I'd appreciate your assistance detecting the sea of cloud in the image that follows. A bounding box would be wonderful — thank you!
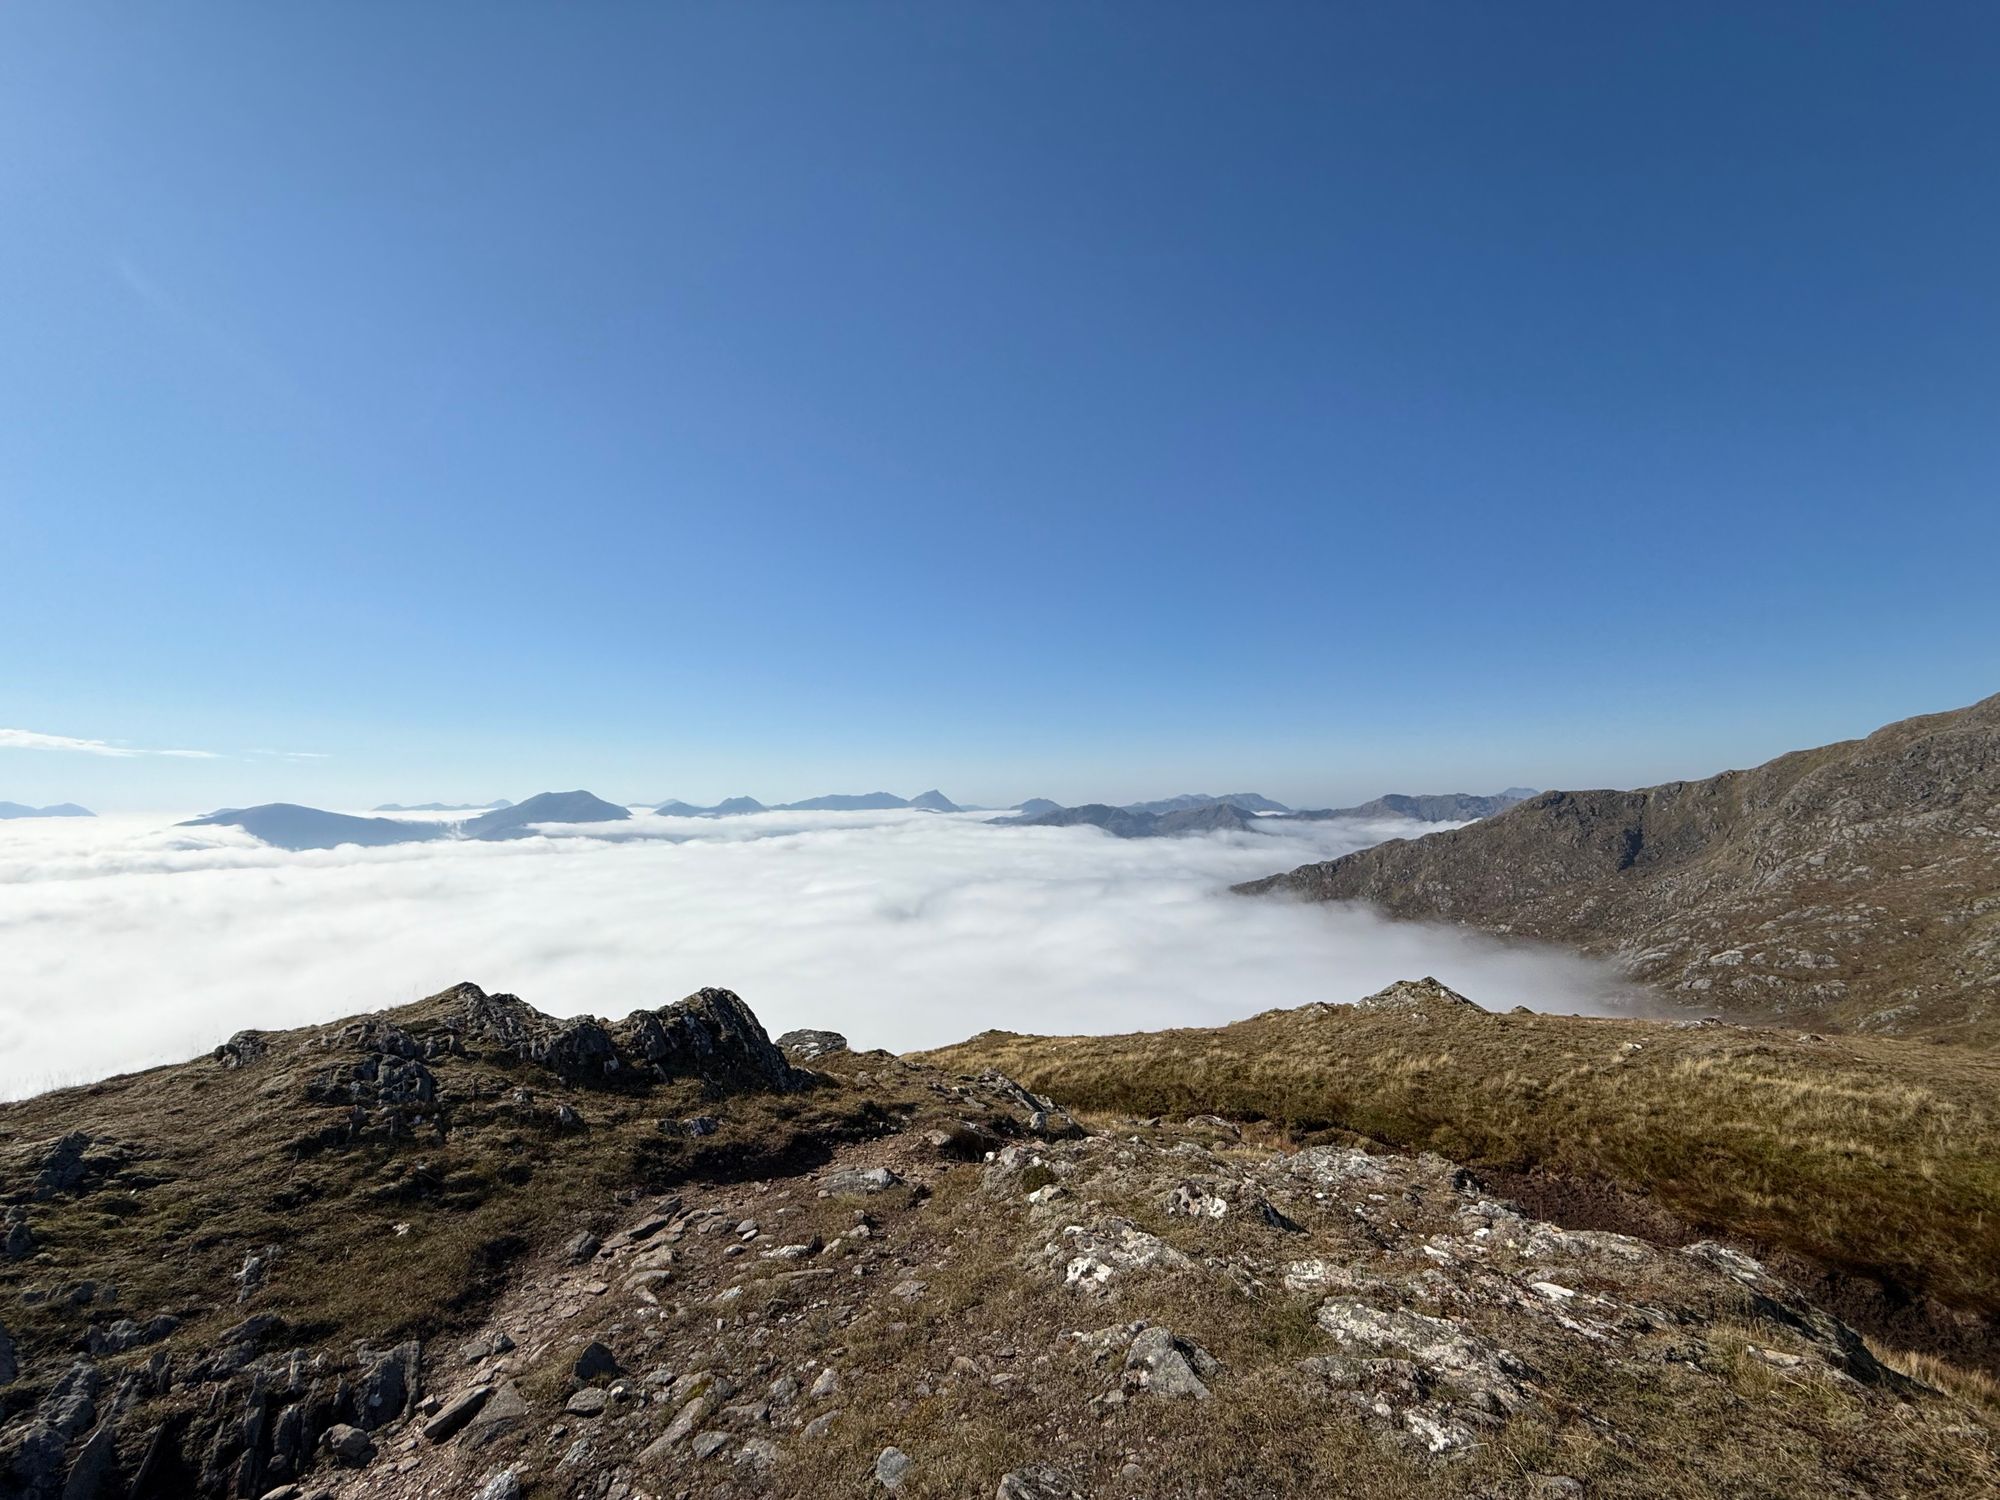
[0,808,1643,1099]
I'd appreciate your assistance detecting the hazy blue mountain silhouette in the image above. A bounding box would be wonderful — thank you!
[374,800,512,812]
[1283,791,1534,822]
[907,790,960,812]
[179,804,444,851]
[0,801,95,819]
[461,791,630,839]
[777,792,910,811]
[1122,792,1291,815]
[652,796,768,817]
[991,803,1158,837]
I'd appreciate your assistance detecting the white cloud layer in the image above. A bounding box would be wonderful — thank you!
[0,809,1644,1099]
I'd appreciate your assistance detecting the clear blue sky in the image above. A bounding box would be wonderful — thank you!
[4,4,1996,812]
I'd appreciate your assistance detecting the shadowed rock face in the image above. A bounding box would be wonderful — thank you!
[450,985,805,1093]
[1240,693,2000,1040]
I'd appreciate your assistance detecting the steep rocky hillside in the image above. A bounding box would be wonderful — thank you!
[1238,695,2000,1041]
[4,984,1997,1498]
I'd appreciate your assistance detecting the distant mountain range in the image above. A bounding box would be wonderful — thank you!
[1238,696,2000,1041]
[373,800,513,813]
[0,801,94,819]
[652,791,964,816]
[990,801,1268,838]
[1287,790,1534,822]
[181,790,630,851]
[992,789,1532,838]
[1121,792,1292,815]
[165,780,1534,851]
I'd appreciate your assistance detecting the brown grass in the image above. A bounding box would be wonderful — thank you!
[915,998,2000,1322]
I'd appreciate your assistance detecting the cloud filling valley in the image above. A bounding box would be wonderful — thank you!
[0,809,1640,1099]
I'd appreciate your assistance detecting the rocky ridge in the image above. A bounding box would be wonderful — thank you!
[1239,694,2000,1040]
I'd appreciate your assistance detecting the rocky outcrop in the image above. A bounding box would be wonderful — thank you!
[0,981,823,1500]
[1240,693,2000,1039]
[775,1028,849,1061]
[447,985,806,1093]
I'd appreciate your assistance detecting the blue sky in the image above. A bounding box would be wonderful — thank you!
[4,4,1997,812]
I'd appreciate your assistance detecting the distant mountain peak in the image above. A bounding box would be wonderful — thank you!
[777,792,910,812]
[0,801,94,819]
[461,791,629,839]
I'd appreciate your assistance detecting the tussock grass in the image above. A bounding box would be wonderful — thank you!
[1871,1340,2000,1416]
[917,1000,2000,1321]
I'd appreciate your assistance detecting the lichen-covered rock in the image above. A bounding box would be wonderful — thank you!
[1051,1219,1193,1292]
[1124,1326,1219,1399]
[874,1445,912,1490]
[775,1028,848,1061]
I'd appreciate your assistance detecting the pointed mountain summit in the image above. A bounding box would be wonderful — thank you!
[907,789,960,812]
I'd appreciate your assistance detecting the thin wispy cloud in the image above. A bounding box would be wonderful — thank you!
[0,727,219,759]
[0,809,1646,1098]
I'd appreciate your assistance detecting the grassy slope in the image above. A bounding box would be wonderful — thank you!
[916,989,2000,1319]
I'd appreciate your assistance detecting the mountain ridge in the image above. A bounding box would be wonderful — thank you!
[1238,695,2000,1041]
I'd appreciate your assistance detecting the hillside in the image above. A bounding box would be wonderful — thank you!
[1239,696,2000,1041]
[3,983,1995,1499]
[0,803,94,819]
[921,980,2000,1351]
